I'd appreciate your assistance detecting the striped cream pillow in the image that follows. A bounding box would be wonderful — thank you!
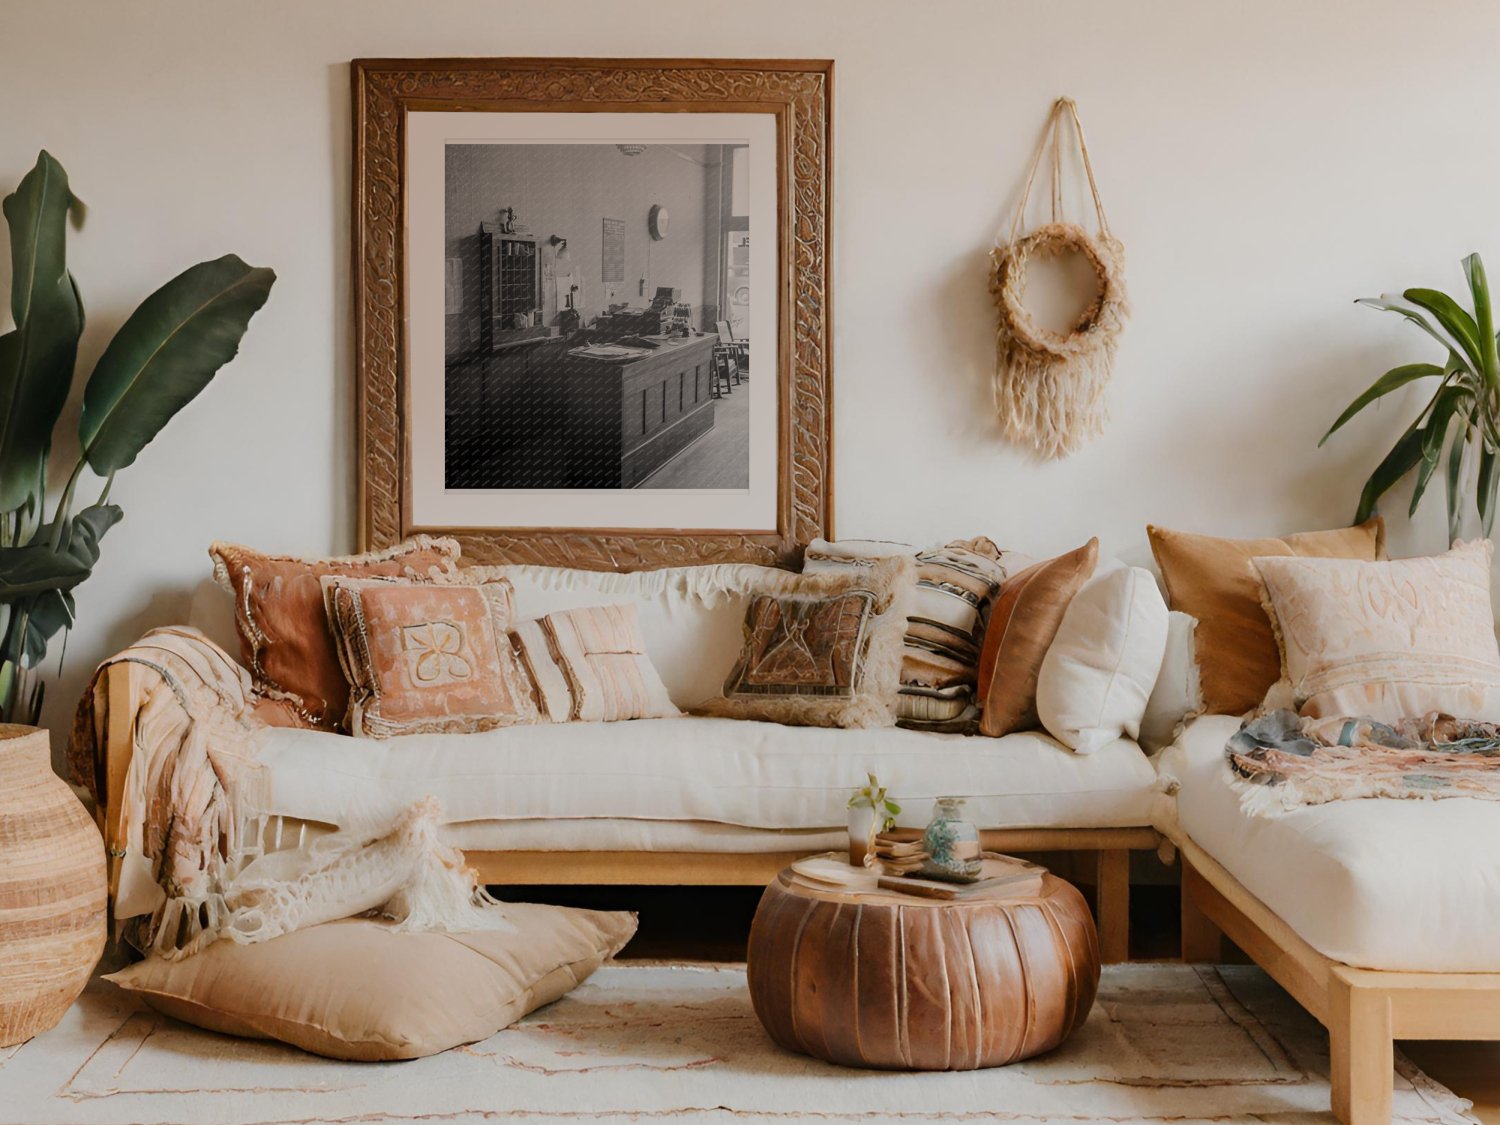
[511,603,680,723]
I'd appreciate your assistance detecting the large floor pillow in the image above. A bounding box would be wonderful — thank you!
[105,903,636,1060]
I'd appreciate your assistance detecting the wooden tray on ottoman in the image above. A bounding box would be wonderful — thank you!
[746,861,1099,1070]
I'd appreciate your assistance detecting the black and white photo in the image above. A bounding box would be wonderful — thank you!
[442,141,753,492]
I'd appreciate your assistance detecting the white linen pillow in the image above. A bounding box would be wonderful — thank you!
[1036,564,1169,754]
[1253,540,1500,722]
[1138,611,1202,751]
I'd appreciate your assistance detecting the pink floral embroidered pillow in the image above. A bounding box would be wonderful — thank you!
[322,576,539,738]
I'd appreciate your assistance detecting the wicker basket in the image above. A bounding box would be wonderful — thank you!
[0,724,106,1046]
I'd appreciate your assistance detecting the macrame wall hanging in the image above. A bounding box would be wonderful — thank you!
[990,97,1129,460]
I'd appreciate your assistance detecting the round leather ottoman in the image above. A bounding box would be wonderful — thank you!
[747,865,1099,1070]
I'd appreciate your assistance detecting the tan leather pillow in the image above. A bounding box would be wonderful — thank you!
[210,537,461,730]
[105,904,637,1061]
[323,575,540,737]
[1147,518,1385,716]
[977,539,1099,737]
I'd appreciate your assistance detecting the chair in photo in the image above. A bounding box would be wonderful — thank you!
[716,319,749,377]
[711,345,738,398]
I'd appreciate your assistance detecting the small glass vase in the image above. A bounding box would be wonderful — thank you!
[921,797,983,882]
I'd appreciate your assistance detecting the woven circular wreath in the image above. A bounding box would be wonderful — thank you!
[991,221,1127,359]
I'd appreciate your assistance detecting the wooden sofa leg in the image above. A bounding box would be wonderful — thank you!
[1179,858,1224,963]
[1094,848,1129,964]
[1328,968,1393,1125]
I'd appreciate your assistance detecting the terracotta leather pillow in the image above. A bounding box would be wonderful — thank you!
[976,539,1099,738]
[1147,518,1385,716]
[105,904,637,1061]
[323,575,540,738]
[210,537,461,730]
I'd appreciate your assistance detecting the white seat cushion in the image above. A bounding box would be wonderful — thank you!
[1158,715,1500,972]
[249,717,1157,834]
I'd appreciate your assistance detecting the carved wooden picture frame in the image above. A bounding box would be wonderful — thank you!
[352,58,833,569]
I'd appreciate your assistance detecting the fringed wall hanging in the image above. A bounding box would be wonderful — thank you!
[990,97,1129,460]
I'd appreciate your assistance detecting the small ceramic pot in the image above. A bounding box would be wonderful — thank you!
[847,805,878,867]
[921,796,983,882]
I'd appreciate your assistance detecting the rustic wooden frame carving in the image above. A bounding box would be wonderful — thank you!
[351,58,833,569]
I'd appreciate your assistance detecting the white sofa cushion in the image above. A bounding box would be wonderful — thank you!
[249,717,1158,834]
[1158,714,1500,972]
[1035,564,1168,754]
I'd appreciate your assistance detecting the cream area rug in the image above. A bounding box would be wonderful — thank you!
[0,963,1474,1124]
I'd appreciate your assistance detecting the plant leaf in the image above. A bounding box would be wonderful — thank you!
[1446,415,1470,544]
[0,151,84,512]
[1320,363,1443,445]
[1355,421,1426,524]
[0,542,91,598]
[1404,287,1483,372]
[1357,295,1473,367]
[79,254,274,474]
[1481,447,1500,536]
[1410,387,1469,517]
[1462,253,1499,389]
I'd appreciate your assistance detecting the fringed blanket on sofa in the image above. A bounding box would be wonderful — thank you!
[1226,708,1500,815]
[69,627,509,960]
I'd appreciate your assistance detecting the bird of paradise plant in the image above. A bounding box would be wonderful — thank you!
[0,151,274,724]
[1323,253,1500,545]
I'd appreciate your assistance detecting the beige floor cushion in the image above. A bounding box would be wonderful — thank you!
[105,903,637,1060]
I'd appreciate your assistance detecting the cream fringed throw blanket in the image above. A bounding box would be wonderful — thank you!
[69,627,510,960]
[1226,708,1500,816]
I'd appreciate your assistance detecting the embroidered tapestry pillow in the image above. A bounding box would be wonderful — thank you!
[976,538,1099,738]
[210,537,461,730]
[1253,539,1500,723]
[509,603,680,723]
[698,555,916,729]
[323,574,539,738]
[1147,518,1385,717]
[803,537,1026,731]
[105,904,637,1061]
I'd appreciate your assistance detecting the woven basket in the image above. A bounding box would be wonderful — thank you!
[0,724,106,1046]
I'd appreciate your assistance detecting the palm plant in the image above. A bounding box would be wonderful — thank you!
[0,151,274,724]
[1323,253,1500,544]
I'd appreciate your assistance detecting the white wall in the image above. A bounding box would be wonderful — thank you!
[1,0,1496,746]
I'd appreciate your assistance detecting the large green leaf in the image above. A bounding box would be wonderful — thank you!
[1404,287,1483,372]
[0,151,84,512]
[0,542,90,598]
[1320,362,1443,446]
[1355,421,1426,524]
[79,254,274,474]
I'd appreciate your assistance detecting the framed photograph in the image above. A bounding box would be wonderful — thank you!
[352,58,833,569]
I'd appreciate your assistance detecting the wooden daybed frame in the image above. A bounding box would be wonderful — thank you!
[98,662,1155,964]
[1178,834,1500,1125]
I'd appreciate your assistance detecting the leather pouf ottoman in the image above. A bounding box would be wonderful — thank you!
[747,865,1099,1070]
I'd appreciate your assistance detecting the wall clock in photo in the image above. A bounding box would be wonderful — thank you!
[648,203,669,240]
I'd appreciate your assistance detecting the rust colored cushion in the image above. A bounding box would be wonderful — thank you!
[1147,518,1385,716]
[323,575,540,738]
[105,904,637,1061]
[210,537,461,730]
[976,539,1099,738]
[698,556,916,729]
